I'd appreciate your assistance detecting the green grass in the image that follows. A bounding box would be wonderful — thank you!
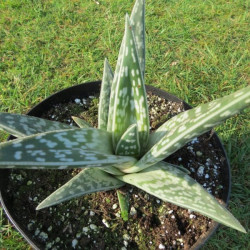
[0,207,32,249]
[0,0,249,248]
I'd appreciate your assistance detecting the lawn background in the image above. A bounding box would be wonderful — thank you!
[0,0,249,249]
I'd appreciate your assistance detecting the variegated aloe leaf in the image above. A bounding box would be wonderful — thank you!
[123,86,250,173]
[72,116,91,128]
[148,85,250,150]
[130,0,145,77]
[98,58,114,130]
[110,14,149,149]
[107,0,145,133]
[0,113,74,137]
[116,124,140,157]
[107,37,125,133]
[6,128,113,153]
[0,148,137,169]
[116,161,246,233]
[36,168,125,210]
[0,128,137,169]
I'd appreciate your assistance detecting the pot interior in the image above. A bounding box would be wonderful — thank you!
[0,81,231,249]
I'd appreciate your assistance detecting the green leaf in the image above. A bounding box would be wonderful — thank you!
[125,86,250,173]
[0,148,137,169]
[117,190,129,221]
[0,128,137,169]
[98,58,114,130]
[2,127,113,153]
[101,166,125,176]
[72,116,91,128]
[148,85,250,150]
[107,0,146,133]
[115,124,140,157]
[172,164,191,175]
[116,161,246,233]
[110,14,149,149]
[0,113,74,137]
[107,38,125,133]
[36,168,124,210]
[130,0,145,77]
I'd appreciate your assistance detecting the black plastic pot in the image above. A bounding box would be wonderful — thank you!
[0,81,231,249]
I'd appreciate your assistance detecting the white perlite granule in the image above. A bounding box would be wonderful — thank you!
[159,243,165,249]
[72,239,78,248]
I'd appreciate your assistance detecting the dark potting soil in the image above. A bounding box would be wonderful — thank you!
[3,92,227,250]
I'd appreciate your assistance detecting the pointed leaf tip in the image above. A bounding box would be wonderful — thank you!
[130,0,146,77]
[130,86,250,173]
[0,113,74,137]
[36,168,124,209]
[117,161,246,233]
[72,116,91,128]
[116,124,141,157]
[99,58,114,131]
[110,11,149,150]
[0,128,137,169]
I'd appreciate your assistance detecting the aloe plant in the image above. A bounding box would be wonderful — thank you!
[0,0,249,234]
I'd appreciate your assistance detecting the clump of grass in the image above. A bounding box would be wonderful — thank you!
[0,207,30,249]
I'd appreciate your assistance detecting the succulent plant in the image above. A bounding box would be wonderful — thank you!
[0,0,248,234]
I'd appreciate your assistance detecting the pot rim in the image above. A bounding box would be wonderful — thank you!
[0,81,231,250]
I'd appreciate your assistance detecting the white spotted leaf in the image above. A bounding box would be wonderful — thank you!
[0,113,74,137]
[108,0,145,133]
[116,161,246,233]
[98,58,114,130]
[130,0,145,77]
[72,116,91,128]
[124,86,250,173]
[115,124,140,157]
[148,85,250,150]
[0,128,137,169]
[110,14,149,150]
[0,148,137,169]
[107,38,125,133]
[36,168,125,210]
